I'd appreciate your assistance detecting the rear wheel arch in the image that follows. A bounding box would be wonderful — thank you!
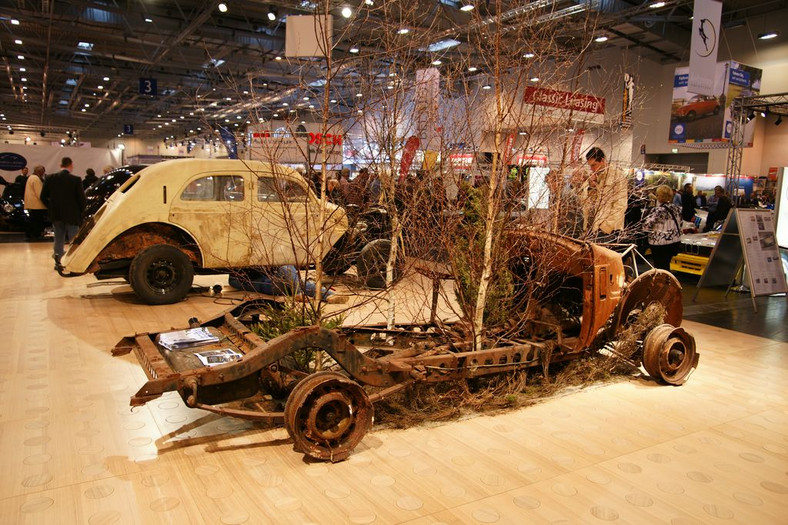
[91,223,203,271]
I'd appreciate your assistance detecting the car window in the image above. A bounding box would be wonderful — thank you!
[257,177,307,203]
[180,175,245,201]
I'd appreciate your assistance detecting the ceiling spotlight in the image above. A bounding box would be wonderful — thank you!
[523,52,535,58]
[746,111,755,122]
[468,66,478,72]
[482,84,492,90]
[349,46,359,53]
[144,17,153,23]
[397,28,409,35]
[341,6,353,18]
[649,1,666,8]
[775,115,783,126]
[267,8,277,21]
[594,35,609,43]
[14,39,22,45]
[218,3,228,13]
[460,3,475,12]
[431,59,442,66]
[529,76,540,82]
[759,110,767,118]
[11,18,19,25]
[757,31,778,40]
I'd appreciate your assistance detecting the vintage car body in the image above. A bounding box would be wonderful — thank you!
[83,164,148,221]
[62,159,348,304]
[114,232,698,462]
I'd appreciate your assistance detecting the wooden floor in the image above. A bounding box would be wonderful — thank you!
[2,240,787,524]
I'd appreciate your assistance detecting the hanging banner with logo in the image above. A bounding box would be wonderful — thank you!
[688,0,722,96]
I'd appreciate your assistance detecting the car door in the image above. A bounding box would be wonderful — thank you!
[250,170,315,267]
[168,172,251,268]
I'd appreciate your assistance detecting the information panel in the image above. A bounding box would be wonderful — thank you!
[696,208,788,311]
[737,209,787,296]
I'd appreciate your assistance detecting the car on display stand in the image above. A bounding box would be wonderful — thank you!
[60,159,397,305]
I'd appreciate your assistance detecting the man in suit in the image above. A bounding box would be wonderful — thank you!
[40,157,86,269]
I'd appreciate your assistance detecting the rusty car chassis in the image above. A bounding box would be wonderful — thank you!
[113,233,699,462]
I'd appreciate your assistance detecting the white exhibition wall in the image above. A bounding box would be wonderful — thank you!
[0,143,122,179]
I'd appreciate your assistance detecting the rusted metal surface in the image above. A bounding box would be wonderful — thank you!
[643,324,699,385]
[284,371,374,462]
[88,223,200,273]
[113,233,698,462]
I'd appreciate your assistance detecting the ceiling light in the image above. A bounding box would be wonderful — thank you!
[17,55,24,60]
[11,19,19,25]
[77,41,94,50]
[365,0,374,5]
[424,39,461,52]
[482,84,491,90]
[19,68,25,72]
[746,111,755,122]
[303,96,310,100]
[460,3,475,12]
[97,85,103,89]
[468,66,478,72]
[267,9,277,21]
[21,77,27,82]
[594,35,608,43]
[523,52,535,58]
[275,56,282,60]
[356,93,363,97]
[341,6,353,18]
[103,76,109,81]
[218,3,228,13]
[14,39,22,45]
[397,28,409,35]
[649,1,666,7]
[759,110,767,118]
[530,76,540,82]
[330,99,337,103]
[349,46,359,53]
[432,59,442,66]
[758,31,778,40]
[144,17,153,23]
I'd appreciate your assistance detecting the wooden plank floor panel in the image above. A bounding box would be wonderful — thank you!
[2,241,787,523]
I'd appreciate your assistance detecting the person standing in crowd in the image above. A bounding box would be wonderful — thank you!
[582,147,627,242]
[672,188,682,206]
[695,190,707,208]
[643,184,682,271]
[82,168,98,189]
[23,165,48,241]
[2,166,28,200]
[40,157,86,270]
[703,185,732,232]
[680,183,696,222]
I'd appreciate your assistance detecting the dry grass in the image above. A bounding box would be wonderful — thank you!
[373,351,632,429]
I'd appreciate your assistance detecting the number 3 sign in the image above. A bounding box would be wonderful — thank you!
[139,78,158,96]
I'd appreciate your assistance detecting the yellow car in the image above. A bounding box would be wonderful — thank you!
[62,159,347,304]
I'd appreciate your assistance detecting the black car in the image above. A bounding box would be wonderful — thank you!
[83,165,147,221]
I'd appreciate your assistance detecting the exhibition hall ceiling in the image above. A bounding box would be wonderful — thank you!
[1,0,786,143]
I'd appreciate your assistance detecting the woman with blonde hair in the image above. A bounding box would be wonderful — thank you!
[642,184,683,271]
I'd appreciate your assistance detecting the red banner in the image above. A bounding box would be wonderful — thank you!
[399,136,421,182]
[524,86,605,115]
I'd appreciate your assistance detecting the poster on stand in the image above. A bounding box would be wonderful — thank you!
[669,61,762,145]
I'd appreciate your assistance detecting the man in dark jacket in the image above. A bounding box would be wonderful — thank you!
[40,157,86,269]
[680,183,696,222]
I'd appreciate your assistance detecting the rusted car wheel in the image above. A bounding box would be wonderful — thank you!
[642,324,698,385]
[129,244,194,305]
[284,371,373,462]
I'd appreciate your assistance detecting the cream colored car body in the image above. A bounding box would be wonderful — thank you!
[63,158,347,274]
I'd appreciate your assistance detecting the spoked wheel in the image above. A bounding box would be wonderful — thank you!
[642,324,699,385]
[284,371,373,462]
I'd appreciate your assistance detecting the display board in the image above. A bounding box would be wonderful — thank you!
[695,208,788,311]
